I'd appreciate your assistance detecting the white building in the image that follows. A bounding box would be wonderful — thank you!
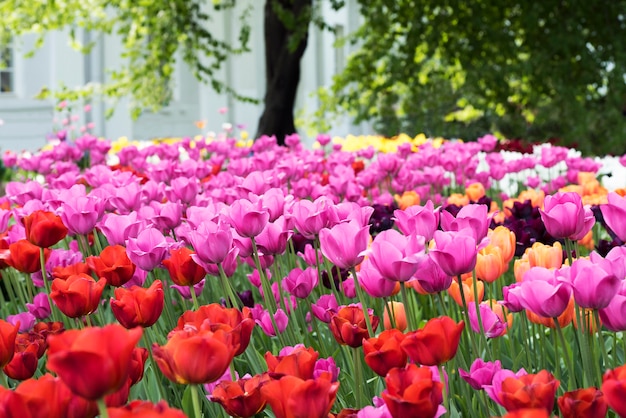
[0,0,366,152]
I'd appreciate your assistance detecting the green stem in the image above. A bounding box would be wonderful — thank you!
[97,398,109,418]
[39,247,59,322]
[191,384,203,418]
[351,268,375,338]
[353,347,364,408]
[554,318,576,391]
[456,275,479,357]
[399,283,415,331]
[190,285,200,310]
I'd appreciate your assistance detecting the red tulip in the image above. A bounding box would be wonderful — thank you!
[128,347,149,386]
[0,387,33,418]
[260,372,339,418]
[210,374,270,418]
[107,400,187,418]
[46,324,143,400]
[499,370,559,412]
[602,364,626,417]
[50,274,106,318]
[3,341,40,381]
[152,328,236,385]
[363,329,407,377]
[111,280,164,328]
[7,239,49,274]
[173,303,254,356]
[329,305,379,348]
[52,262,90,281]
[87,244,136,287]
[0,319,19,368]
[162,247,206,287]
[382,364,444,418]
[22,210,68,248]
[558,387,607,418]
[400,316,464,366]
[265,345,319,380]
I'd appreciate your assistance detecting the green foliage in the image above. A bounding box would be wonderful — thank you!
[319,0,626,155]
[0,0,254,118]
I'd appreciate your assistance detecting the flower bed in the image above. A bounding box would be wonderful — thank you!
[0,133,626,417]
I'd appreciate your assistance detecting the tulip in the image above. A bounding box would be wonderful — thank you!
[319,220,370,270]
[430,230,477,277]
[7,239,50,274]
[363,329,407,377]
[448,275,484,307]
[393,200,438,241]
[125,227,169,271]
[47,324,142,400]
[87,244,136,287]
[161,247,206,287]
[252,306,288,337]
[498,370,560,412]
[600,191,626,242]
[412,253,453,294]
[187,219,233,265]
[383,301,407,331]
[475,245,507,283]
[61,196,105,235]
[0,320,19,369]
[210,374,270,418]
[260,373,339,418]
[567,257,621,310]
[153,328,236,385]
[265,345,318,380]
[602,365,626,417]
[111,280,164,328]
[382,364,444,418]
[329,305,379,348]
[441,203,490,242]
[557,387,607,418]
[50,274,106,318]
[52,261,91,281]
[107,400,187,418]
[255,216,292,256]
[228,199,269,238]
[459,358,502,390]
[173,303,254,356]
[400,316,464,366]
[98,212,138,246]
[508,267,572,319]
[4,342,40,381]
[539,191,595,240]
[357,259,399,298]
[527,242,563,269]
[311,294,339,323]
[22,210,68,248]
[283,267,318,299]
[489,226,516,264]
[468,302,508,338]
[367,229,422,282]
[26,293,51,320]
[289,197,338,239]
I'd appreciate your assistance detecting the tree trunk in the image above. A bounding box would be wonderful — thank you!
[256,0,312,146]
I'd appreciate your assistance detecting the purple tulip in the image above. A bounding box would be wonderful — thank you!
[26,292,51,320]
[188,219,233,265]
[255,216,292,256]
[126,227,169,271]
[367,229,423,282]
[459,358,502,390]
[441,203,490,242]
[412,252,453,294]
[468,303,507,338]
[252,305,288,337]
[311,294,339,323]
[61,195,106,235]
[228,199,269,238]
[7,311,36,332]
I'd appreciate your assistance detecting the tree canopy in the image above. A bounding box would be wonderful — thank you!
[318,1,626,155]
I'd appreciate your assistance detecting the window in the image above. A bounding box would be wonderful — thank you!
[0,46,14,94]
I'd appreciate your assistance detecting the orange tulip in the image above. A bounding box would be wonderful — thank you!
[260,372,339,418]
[152,328,236,385]
[448,276,484,307]
[526,297,575,329]
[22,210,68,248]
[46,324,143,400]
[50,273,107,319]
[489,226,516,264]
[87,244,136,287]
[502,408,552,418]
[447,193,469,206]
[466,182,486,202]
[111,280,164,329]
[363,329,407,377]
[527,242,563,269]
[395,191,420,210]
[514,258,531,283]
[383,301,407,331]
[401,316,464,366]
[476,245,507,283]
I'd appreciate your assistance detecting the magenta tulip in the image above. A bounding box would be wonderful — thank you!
[567,257,621,309]
[430,230,477,277]
[283,267,318,299]
[228,199,269,238]
[393,200,438,242]
[125,227,169,271]
[440,203,490,242]
[319,220,370,270]
[459,358,502,390]
[367,229,422,282]
[600,192,626,242]
[539,191,595,240]
[507,266,572,318]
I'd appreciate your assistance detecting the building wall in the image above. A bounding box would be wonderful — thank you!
[0,1,365,152]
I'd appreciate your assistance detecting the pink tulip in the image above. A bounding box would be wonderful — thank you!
[283,267,318,299]
[228,199,269,238]
[599,281,626,331]
[567,257,621,309]
[600,192,626,242]
[289,197,338,239]
[393,200,439,242]
[311,294,339,323]
[459,358,502,390]
[468,303,507,338]
[412,253,453,294]
[98,212,140,246]
[149,200,184,231]
[440,204,490,242]
[357,258,398,298]
[61,195,106,235]
[125,227,169,271]
[252,305,288,337]
[259,188,290,222]
[26,292,51,320]
[539,191,595,240]
[167,177,199,205]
[187,219,233,265]
[319,220,370,270]
[367,229,423,282]
[508,266,572,318]
[430,230,477,277]
[255,216,292,256]
[109,181,142,214]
